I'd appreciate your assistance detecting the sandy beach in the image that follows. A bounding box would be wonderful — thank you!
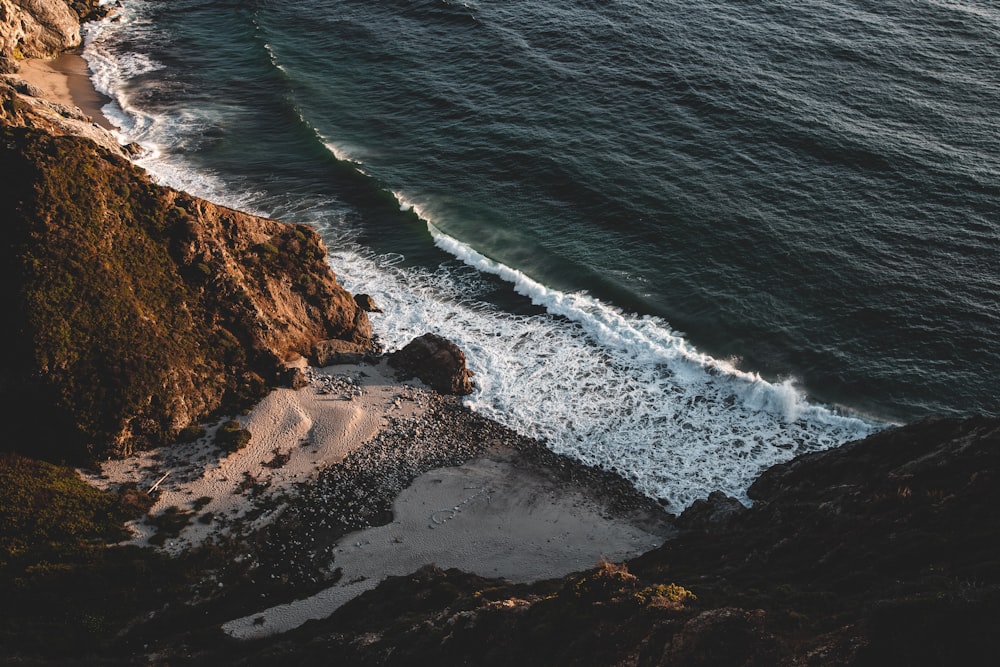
[85,359,673,639]
[12,21,673,641]
[16,52,114,129]
[9,41,672,641]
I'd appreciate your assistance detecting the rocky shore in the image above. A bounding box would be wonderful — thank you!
[1,2,998,666]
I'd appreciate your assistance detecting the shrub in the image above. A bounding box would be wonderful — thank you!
[216,420,251,453]
[256,242,279,257]
[116,483,154,518]
[146,506,192,546]
[0,453,131,566]
[571,559,638,603]
[177,424,206,443]
[635,582,698,609]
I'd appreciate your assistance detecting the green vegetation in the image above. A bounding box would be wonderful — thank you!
[216,420,252,453]
[0,452,161,655]
[635,582,697,609]
[0,126,364,461]
[0,452,134,567]
[256,241,280,256]
[177,424,207,443]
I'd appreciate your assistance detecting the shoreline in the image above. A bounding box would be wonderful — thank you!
[16,51,115,130]
[4,17,675,641]
[85,360,673,639]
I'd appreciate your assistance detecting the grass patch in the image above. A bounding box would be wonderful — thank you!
[217,420,252,453]
[0,452,131,568]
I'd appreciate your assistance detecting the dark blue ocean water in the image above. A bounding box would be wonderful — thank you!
[84,0,999,509]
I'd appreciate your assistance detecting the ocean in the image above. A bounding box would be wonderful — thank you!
[82,0,999,511]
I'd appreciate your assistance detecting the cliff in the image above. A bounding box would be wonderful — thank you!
[1,67,126,155]
[0,124,372,460]
[0,0,377,461]
[1,2,997,665]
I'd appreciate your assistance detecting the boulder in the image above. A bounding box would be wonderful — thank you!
[674,491,746,533]
[354,293,382,313]
[279,365,309,390]
[0,0,83,62]
[387,333,475,395]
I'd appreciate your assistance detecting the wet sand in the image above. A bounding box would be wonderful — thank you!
[17,52,114,129]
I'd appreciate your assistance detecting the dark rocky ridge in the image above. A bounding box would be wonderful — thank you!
[227,417,1000,666]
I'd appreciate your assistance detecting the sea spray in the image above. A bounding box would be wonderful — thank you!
[81,0,892,512]
[325,231,875,512]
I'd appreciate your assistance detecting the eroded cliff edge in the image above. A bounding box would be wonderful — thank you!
[0,124,374,460]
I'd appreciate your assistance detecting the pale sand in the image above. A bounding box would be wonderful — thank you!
[86,359,669,640]
[85,360,428,555]
[223,453,666,640]
[17,53,114,129]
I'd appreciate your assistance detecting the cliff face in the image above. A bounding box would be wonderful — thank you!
[1,72,126,155]
[0,0,103,72]
[0,125,372,459]
[0,0,122,154]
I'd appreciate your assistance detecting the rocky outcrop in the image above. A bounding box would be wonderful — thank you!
[0,125,372,459]
[0,0,102,72]
[387,332,475,395]
[0,0,122,154]
[227,417,1000,666]
[354,293,382,313]
[311,338,370,366]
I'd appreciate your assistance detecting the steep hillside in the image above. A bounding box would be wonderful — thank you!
[0,125,372,460]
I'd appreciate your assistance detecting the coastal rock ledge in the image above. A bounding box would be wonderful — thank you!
[0,0,95,70]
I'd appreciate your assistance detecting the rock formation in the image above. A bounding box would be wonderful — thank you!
[354,293,382,313]
[0,0,88,70]
[388,332,475,395]
[0,125,372,459]
[312,338,371,366]
[0,74,126,155]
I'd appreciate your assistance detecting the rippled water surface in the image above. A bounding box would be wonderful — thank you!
[83,0,1000,509]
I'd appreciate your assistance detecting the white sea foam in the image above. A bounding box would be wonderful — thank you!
[79,3,876,512]
[327,223,875,512]
[83,8,270,211]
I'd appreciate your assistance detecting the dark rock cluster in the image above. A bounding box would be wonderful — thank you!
[387,332,475,395]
